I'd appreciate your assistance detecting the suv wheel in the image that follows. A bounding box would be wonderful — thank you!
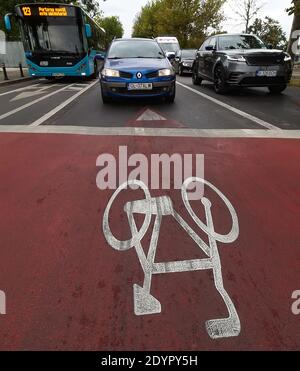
[192,65,202,85]
[268,85,287,94]
[214,65,228,94]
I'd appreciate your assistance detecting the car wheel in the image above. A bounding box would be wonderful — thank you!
[192,65,202,85]
[92,62,98,79]
[268,85,287,94]
[214,65,228,94]
[179,65,184,76]
[166,83,176,103]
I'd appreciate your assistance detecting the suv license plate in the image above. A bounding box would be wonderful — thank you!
[256,71,277,77]
[128,83,153,90]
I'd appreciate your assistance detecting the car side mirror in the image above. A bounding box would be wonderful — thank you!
[85,24,92,38]
[95,54,105,61]
[4,14,12,32]
[205,45,215,51]
[166,52,176,60]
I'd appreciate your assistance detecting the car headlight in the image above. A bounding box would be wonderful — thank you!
[158,68,174,76]
[284,54,292,62]
[226,55,246,62]
[102,68,120,77]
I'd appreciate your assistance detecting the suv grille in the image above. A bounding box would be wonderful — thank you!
[245,54,284,66]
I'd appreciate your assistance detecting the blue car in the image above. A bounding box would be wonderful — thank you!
[99,38,176,103]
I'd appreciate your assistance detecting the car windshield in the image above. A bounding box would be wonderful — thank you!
[108,40,165,59]
[181,49,196,58]
[218,35,266,50]
[159,43,180,53]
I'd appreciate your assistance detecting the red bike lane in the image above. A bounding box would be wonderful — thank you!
[0,129,299,350]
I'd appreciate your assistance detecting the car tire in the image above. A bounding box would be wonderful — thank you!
[92,62,98,79]
[179,65,184,76]
[192,65,202,85]
[214,65,229,94]
[166,83,176,103]
[268,85,287,94]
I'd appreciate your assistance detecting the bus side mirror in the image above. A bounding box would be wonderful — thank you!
[85,24,92,38]
[4,14,12,32]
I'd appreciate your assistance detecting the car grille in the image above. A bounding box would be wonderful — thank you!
[119,71,133,78]
[240,76,286,86]
[109,86,166,95]
[146,71,158,78]
[245,55,284,66]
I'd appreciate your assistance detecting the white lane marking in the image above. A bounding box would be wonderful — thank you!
[0,84,74,122]
[0,83,42,97]
[0,126,299,139]
[102,179,241,339]
[29,80,98,127]
[10,85,54,101]
[0,290,6,315]
[137,109,167,121]
[176,81,282,131]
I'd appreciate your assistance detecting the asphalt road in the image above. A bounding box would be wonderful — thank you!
[0,75,299,130]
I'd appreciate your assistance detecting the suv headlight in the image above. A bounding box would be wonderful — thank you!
[226,55,246,62]
[284,54,292,62]
[102,68,120,77]
[158,68,174,76]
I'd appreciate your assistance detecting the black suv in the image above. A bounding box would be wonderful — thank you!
[192,33,293,94]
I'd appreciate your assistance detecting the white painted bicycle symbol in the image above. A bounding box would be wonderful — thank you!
[103,177,241,339]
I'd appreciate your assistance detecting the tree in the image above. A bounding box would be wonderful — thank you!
[132,0,226,49]
[231,0,264,33]
[96,16,124,49]
[287,0,300,60]
[248,17,287,50]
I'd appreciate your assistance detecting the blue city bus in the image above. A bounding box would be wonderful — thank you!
[4,3,106,78]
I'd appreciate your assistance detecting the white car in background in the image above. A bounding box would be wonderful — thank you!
[155,36,180,57]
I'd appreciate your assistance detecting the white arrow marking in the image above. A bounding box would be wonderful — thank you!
[136,109,167,121]
[10,85,53,102]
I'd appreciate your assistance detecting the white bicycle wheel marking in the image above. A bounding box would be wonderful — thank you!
[102,178,241,339]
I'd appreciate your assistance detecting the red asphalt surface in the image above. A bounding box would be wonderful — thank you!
[0,131,299,350]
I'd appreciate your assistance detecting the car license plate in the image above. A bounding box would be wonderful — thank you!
[128,83,153,91]
[52,73,65,77]
[256,70,277,77]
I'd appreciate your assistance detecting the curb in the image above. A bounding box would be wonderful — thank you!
[0,76,36,86]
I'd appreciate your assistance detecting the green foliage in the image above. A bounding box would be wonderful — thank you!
[95,16,124,49]
[132,0,226,48]
[248,17,287,50]
[286,0,300,16]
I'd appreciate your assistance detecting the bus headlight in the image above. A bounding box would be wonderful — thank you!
[158,68,174,76]
[102,68,120,77]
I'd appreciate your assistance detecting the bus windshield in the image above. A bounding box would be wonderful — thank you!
[159,43,180,53]
[22,17,85,55]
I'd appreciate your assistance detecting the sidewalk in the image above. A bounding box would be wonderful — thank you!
[0,67,31,84]
[290,63,300,87]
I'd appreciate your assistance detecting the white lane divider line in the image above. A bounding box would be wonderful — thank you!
[0,83,75,122]
[29,80,98,127]
[176,81,282,131]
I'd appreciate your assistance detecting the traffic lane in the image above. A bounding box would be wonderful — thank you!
[0,132,299,350]
[177,76,300,130]
[0,78,40,95]
[44,81,264,130]
[0,80,96,126]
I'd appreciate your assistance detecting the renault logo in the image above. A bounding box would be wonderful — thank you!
[136,72,142,79]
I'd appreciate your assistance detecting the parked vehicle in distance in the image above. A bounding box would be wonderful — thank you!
[155,37,180,58]
[192,33,293,94]
[99,38,176,103]
[4,3,106,78]
[172,49,197,75]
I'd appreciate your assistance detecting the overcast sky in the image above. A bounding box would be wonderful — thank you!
[100,0,293,38]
